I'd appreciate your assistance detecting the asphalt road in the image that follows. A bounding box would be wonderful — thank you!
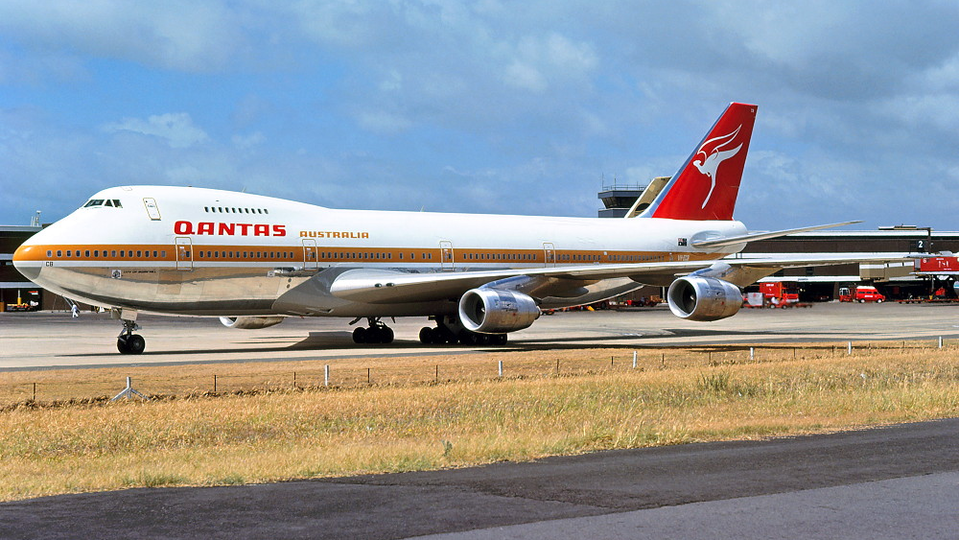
[2,419,958,539]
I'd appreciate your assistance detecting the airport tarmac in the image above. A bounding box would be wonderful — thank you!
[2,301,959,370]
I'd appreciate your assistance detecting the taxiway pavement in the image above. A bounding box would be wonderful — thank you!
[3,301,959,370]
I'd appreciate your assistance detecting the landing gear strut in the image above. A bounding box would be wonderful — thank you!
[351,317,395,344]
[117,319,146,355]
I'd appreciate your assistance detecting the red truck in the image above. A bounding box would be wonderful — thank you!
[839,286,886,303]
[759,282,800,307]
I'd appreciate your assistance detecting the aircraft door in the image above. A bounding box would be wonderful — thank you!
[543,242,556,267]
[175,237,193,270]
[143,198,162,220]
[440,241,454,271]
[302,239,318,269]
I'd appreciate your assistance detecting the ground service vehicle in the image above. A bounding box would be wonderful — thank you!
[759,282,800,306]
[839,286,886,303]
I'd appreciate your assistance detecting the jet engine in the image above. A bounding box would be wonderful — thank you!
[219,316,286,329]
[458,289,540,334]
[666,276,742,322]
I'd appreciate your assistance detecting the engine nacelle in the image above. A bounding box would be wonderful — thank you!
[666,276,742,322]
[458,289,541,334]
[219,316,285,329]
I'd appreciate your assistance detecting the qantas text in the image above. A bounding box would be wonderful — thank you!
[174,221,287,237]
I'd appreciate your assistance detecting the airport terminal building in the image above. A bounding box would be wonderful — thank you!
[0,225,43,311]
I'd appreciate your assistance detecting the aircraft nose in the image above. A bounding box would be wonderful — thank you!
[13,242,42,281]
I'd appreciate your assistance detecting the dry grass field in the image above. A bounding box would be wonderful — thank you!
[2,342,958,502]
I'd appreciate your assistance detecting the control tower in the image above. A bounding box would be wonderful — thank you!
[597,176,670,218]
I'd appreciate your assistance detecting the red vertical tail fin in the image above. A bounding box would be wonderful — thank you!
[643,102,757,221]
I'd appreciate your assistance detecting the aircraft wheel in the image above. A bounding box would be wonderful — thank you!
[353,327,368,344]
[492,334,508,345]
[377,326,394,344]
[117,334,146,355]
[419,327,434,345]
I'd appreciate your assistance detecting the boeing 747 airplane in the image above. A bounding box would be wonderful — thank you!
[13,103,892,354]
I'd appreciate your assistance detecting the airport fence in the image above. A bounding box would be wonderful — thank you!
[0,338,952,407]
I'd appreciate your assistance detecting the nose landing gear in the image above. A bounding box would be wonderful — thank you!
[117,318,146,355]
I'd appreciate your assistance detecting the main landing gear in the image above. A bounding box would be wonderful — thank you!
[351,317,395,344]
[117,319,146,355]
[419,315,508,346]
[346,315,508,346]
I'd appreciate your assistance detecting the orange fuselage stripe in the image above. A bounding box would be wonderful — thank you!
[16,243,718,265]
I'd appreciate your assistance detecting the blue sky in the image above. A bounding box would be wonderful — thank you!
[2,1,959,231]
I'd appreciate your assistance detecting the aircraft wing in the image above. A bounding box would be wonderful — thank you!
[329,253,913,304]
[690,221,862,248]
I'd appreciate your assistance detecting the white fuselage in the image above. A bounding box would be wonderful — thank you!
[14,186,747,318]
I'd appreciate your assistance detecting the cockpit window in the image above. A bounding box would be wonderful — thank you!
[83,198,122,208]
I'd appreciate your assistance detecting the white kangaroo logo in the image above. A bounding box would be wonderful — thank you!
[692,125,742,209]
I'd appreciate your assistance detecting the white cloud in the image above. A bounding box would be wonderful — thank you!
[102,113,210,148]
[232,131,266,149]
[355,110,413,135]
[0,0,245,72]
[5,1,959,231]
[504,61,547,92]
